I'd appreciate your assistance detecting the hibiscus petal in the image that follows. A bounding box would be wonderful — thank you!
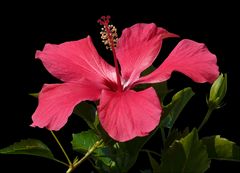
[116,23,178,87]
[31,81,101,130]
[138,39,219,84]
[36,36,116,85]
[98,87,161,142]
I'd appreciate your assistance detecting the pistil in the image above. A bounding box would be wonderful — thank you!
[98,16,122,91]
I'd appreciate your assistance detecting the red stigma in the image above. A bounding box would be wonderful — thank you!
[97,16,111,26]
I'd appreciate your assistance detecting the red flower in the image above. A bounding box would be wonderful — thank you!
[31,21,219,142]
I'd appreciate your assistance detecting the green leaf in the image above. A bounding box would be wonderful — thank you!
[29,93,39,98]
[160,128,210,173]
[72,130,116,169]
[72,130,100,153]
[140,169,152,173]
[164,128,189,149]
[135,82,169,101]
[147,152,161,173]
[71,130,155,172]
[73,102,98,130]
[137,65,170,100]
[0,139,64,164]
[141,65,156,76]
[202,135,240,161]
[153,82,169,101]
[115,133,155,172]
[71,129,151,172]
[160,87,195,128]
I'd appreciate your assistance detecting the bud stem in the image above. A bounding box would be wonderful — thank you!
[198,107,214,131]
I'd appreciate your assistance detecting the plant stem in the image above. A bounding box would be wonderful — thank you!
[141,149,161,157]
[66,139,103,173]
[52,158,70,167]
[198,107,214,131]
[160,127,166,147]
[50,131,72,166]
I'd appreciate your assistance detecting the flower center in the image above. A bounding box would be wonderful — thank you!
[98,16,122,92]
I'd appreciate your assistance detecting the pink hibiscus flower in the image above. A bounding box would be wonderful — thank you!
[31,16,219,142]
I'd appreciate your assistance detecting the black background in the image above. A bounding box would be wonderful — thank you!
[1,3,239,173]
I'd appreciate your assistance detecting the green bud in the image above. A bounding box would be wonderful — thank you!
[208,73,227,109]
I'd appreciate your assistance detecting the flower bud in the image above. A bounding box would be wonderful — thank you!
[208,73,227,109]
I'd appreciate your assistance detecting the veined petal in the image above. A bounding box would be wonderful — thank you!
[31,81,101,130]
[116,23,178,87]
[36,36,116,84]
[98,87,161,142]
[138,39,219,84]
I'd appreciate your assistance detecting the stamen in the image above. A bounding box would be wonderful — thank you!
[98,20,118,51]
[98,16,122,91]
